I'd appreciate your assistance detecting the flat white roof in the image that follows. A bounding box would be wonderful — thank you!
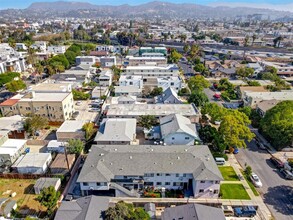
[20,92,71,102]
[57,120,85,133]
[13,153,51,168]
[0,139,26,156]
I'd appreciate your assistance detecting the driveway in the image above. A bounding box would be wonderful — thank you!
[74,100,100,122]
[203,88,223,107]
[235,140,293,220]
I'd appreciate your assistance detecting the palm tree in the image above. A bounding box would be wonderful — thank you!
[252,34,257,46]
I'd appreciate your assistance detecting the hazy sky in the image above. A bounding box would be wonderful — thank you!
[0,0,292,9]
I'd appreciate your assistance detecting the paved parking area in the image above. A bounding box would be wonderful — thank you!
[74,100,100,122]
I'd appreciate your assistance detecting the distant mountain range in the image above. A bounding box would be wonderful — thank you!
[0,1,293,20]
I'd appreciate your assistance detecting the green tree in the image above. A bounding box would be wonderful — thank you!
[5,80,26,92]
[24,115,48,137]
[82,122,96,141]
[105,201,150,220]
[169,49,182,63]
[236,67,254,79]
[219,110,255,148]
[138,115,157,129]
[0,72,20,86]
[247,80,261,86]
[67,139,84,155]
[194,63,207,73]
[260,101,293,150]
[49,54,69,69]
[188,75,210,92]
[199,125,226,153]
[150,87,163,97]
[64,50,77,65]
[36,186,60,215]
[244,165,252,176]
[238,106,252,118]
[201,103,226,122]
[183,44,190,53]
[188,90,209,108]
[72,89,90,100]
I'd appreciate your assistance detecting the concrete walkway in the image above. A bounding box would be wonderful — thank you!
[228,154,273,220]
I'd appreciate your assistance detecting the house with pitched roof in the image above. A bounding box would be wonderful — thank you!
[94,118,137,145]
[77,145,223,198]
[160,114,200,145]
[155,87,182,104]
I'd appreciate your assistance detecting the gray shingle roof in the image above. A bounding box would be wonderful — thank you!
[55,196,110,220]
[160,114,199,140]
[77,145,223,183]
[162,203,226,220]
[156,87,182,104]
[94,118,136,142]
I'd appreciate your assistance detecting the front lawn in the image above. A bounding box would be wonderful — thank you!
[219,166,239,181]
[220,183,250,200]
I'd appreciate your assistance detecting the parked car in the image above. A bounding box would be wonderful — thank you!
[234,206,257,217]
[89,108,100,112]
[250,173,262,187]
[256,140,266,150]
[233,147,239,154]
[280,169,293,180]
[215,157,226,165]
[72,111,79,119]
[222,205,234,216]
[270,156,284,169]
[76,101,82,106]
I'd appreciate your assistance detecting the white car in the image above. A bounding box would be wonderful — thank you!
[250,173,262,187]
[76,101,82,106]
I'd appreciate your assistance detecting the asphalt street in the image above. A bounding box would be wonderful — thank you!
[235,140,293,220]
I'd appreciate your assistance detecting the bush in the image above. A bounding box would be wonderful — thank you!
[72,89,90,100]
[0,72,20,86]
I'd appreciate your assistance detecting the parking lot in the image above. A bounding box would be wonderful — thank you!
[74,100,100,122]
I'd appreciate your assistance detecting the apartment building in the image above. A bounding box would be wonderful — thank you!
[119,75,143,89]
[77,145,223,198]
[47,46,66,54]
[157,76,182,92]
[0,91,74,122]
[98,70,112,87]
[0,56,27,74]
[139,47,167,56]
[125,56,167,66]
[76,56,96,66]
[122,64,180,87]
[105,103,200,122]
[96,45,128,54]
[100,56,116,68]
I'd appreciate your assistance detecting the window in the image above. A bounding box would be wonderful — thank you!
[214,189,219,194]
[215,181,220,184]
[183,174,186,177]
[171,82,174,86]
[96,182,101,186]
[185,137,190,140]
[83,182,89,186]
[199,189,204,193]
[157,173,162,176]
[165,173,171,176]
[176,174,179,177]
[156,182,162,186]
[165,182,170,185]
[172,137,175,140]
[200,180,205,183]
[25,107,31,110]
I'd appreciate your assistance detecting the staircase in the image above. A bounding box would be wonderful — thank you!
[109,182,140,198]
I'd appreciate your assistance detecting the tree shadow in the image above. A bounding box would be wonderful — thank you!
[24,184,35,194]
[263,185,293,216]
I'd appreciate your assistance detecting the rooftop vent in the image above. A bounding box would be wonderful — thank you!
[114,148,117,151]
[129,156,132,159]
[177,156,180,160]
[99,153,104,156]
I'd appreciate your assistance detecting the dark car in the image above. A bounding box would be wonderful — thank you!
[233,147,239,154]
[280,169,293,180]
[234,206,256,217]
[270,157,284,169]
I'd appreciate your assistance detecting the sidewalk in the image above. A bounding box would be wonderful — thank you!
[229,154,273,220]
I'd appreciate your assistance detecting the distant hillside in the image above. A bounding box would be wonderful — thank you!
[0,1,292,20]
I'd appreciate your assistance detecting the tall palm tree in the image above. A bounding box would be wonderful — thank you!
[252,34,257,46]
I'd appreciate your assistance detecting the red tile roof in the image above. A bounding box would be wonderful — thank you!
[0,99,19,106]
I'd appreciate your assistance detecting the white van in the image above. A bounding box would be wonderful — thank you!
[215,157,225,165]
